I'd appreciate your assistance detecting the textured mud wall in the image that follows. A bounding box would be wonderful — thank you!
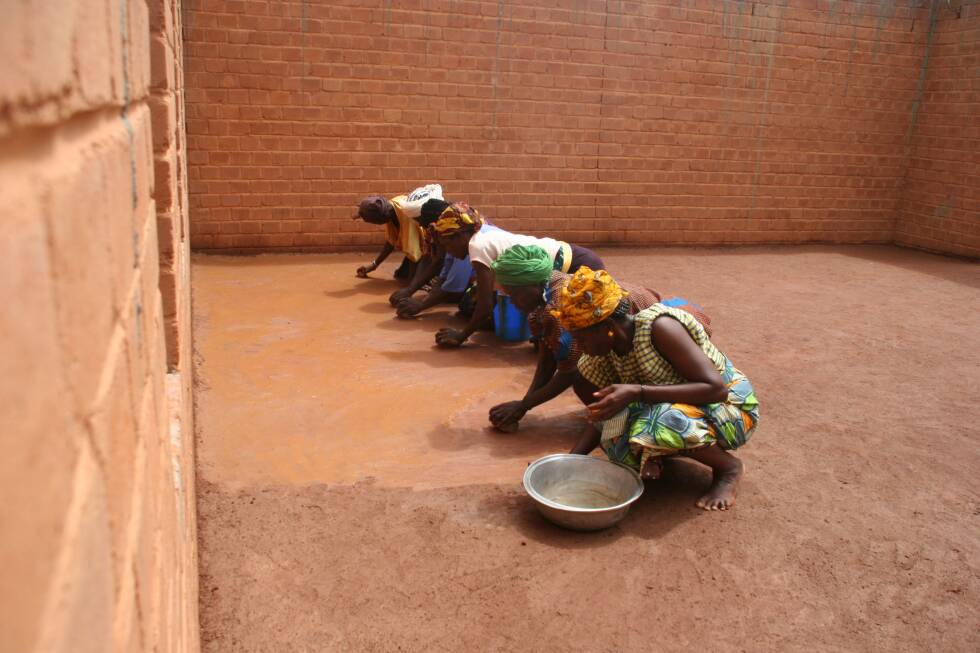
[152,0,195,369]
[182,0,967,252]
[0,1,199,652]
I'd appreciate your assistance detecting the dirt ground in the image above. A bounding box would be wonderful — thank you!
[193,245,980,652]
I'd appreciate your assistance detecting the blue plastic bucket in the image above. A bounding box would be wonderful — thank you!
[494,293,531,342]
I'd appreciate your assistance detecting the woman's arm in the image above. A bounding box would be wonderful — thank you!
[587,317,727,420]
[522,367,574,411]
[397,281,465,318]
[459,263,495,339]
[489,346,567,427]
[526,344,557,396]
[644,317,727,404]
[435,263,494,347]
[356,242,395,277]
[391,251,443,305]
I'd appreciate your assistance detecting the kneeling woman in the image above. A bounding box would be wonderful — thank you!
[487,245,712,432]
[419,199,604,348]
[554,268,759,511]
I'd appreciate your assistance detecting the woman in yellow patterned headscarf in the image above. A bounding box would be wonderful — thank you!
[429,202,485,236]
[552,267,630,331]
[556,267,760,512]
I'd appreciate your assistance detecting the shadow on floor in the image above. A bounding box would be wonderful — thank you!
[426,410,580,457]
[371,310,459,332]
[838,246,980,289]
[355,301,398,315]
[322,278,399,299]
[376,329,537,368]
[599,243,980,289]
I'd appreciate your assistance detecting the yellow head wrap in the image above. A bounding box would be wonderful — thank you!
[431,202,484,235]
[552,267,628,330]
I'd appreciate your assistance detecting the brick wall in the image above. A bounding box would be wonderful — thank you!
[895,1,980,257]
[0,2,199,653]
[152,0,195,370]
[183,0,954,252]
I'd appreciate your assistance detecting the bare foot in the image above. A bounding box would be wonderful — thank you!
[640,456,663,480]
[696,456,743,511]
[682,445,745,511]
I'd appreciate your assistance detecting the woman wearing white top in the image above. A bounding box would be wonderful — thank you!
[419,199,604,348]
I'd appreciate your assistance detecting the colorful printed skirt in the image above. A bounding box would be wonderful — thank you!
[598,358,759,471]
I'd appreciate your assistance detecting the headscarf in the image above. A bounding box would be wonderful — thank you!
[419,198,452,229]
[552,267,628,330]
[357,195,387,222]
[430,202,484,235]
[491,245,553,287]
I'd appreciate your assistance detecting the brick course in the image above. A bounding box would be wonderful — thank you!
[182,0,976,255]
[152,0,195,370]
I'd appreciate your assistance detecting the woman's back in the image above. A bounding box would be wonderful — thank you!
[578,304,727,388]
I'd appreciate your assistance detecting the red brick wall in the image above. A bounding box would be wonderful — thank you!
[895,2,980,258]
[184,0,948,252]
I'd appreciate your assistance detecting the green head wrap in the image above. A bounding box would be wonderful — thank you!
[491,244,553,287]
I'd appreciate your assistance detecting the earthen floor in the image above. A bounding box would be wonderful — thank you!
[193,246,980,652]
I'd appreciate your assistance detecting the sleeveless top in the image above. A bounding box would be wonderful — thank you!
[581,304,759,453]
[385,184,442,262]
[577,304,727,389]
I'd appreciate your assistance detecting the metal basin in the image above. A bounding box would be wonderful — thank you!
[523,454,644,531]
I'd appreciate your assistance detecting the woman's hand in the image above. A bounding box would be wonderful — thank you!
[396,298,424,319]
[489,400,528,428]
[389,287,413,306]
[435,328,467,348]
[356,262,377,278]
[586,384,640,422]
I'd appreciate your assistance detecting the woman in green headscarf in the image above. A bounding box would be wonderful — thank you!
[487,245,711,432]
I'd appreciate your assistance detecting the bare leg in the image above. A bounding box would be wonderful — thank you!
[682,445,743,511]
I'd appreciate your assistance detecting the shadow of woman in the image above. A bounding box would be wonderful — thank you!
[425,410,580,456]
[372,310,459,332]
[322,278,396,299]
[427,408,582,450]
[625,458,715,540]
[378,337,537,368]
[357,301,398,315]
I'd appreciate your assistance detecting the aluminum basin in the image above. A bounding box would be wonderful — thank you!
[523,454,644,531]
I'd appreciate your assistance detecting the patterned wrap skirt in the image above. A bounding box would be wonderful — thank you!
[598,356,759,471]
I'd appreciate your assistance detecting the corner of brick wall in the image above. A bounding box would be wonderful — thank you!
[894,2,980,259]
[0,1,199,651]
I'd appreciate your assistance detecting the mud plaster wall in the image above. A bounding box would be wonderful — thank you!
[182,0,976,255]
[0,2,199,653]
[895,1,980,257]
